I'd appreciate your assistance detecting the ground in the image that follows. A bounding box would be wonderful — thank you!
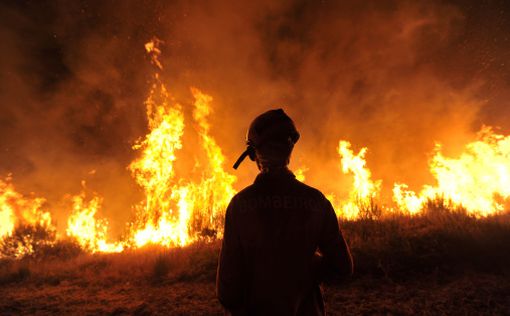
[1,211,510,315]
[1,267,508,315]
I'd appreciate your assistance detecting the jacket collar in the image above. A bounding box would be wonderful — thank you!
[254,167,295,185]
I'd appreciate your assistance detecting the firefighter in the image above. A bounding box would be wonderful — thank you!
[217,109,353,316]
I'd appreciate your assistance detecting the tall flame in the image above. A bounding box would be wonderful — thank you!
[127,40,188,246]
[127,39,236,248]
[188,87,236,238]
[335,141,381,219]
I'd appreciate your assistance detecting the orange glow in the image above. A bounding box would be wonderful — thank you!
[1,38,510,258]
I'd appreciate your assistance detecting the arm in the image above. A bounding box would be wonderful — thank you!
[216,197,245,312]
[316,198,353,281]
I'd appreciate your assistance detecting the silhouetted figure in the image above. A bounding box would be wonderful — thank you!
[217,109,353,316]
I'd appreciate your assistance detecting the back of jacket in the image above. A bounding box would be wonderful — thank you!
[217,170,352,316]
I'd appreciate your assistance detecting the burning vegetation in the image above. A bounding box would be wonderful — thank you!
[0,38,509,260]
[332,126,510,219]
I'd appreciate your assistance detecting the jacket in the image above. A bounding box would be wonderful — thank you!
[217,169,353,315]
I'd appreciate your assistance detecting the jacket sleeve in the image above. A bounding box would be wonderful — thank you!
[216,197,245,311]
[317,197,353,280]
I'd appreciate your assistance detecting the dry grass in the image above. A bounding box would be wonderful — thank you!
[0,203,509,315]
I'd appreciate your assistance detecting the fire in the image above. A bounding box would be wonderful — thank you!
[2,37,510,258]
[188,87,236,237]
[0,176,54,258]
[334,141,381,219]
[127,39,236,248]
[334,127,510,218]
[127,75,187,247]
[294,167,308,182]
[66,183,123,253]
[0,176,52,239]
[1,38,237,257]
[392,184,424,215]
[144,37,163,70]
[393,127,510,217]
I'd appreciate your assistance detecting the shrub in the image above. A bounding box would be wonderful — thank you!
[0,224,57,259]
[151,252,172,283]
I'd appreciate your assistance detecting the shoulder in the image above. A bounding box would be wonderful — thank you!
[230,183,258,202]
[292,179,329,202]
[225,184,258,213]
[291,181,336,216]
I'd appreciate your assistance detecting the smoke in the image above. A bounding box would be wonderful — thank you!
[1,0,509,236]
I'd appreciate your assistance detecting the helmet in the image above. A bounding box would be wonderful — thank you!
[246,109,300,148]
[233,109,299,169]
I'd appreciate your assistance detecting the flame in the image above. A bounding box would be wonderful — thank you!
[294,167,308,182]
[0,176,54,258]
[393,127,510,217]
[333,127,510,218]
[0,176,52,239]
[188,87,236,237]
[145,37,163,70]
[392,183,424,215]
[335,141,381,219]
[127,55,188,246]
[66,184,123,253]
[127,39,236,248]
[2,37,510,258]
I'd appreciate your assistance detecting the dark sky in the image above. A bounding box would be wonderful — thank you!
[1,0,509,234]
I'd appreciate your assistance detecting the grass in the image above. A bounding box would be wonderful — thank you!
[342,213,510,279]
[0,201,509,314]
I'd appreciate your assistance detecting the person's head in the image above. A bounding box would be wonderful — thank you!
[233,109,299,172]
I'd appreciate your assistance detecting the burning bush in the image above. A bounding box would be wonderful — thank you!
[0,224,83,260]
[0,224,56,259]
